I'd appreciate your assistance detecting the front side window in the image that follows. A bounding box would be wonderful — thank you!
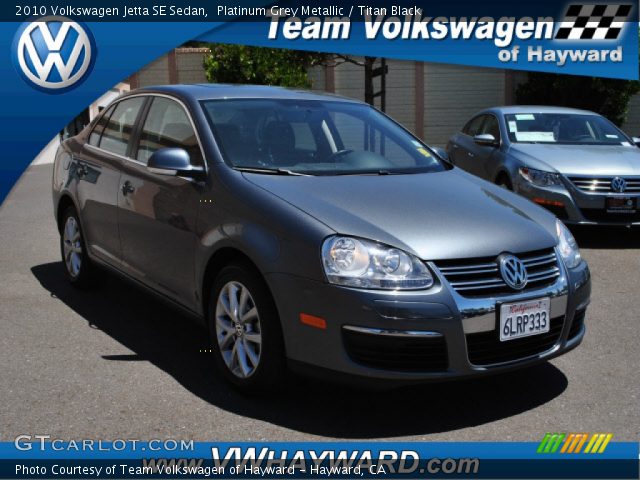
[463,115,486,136]
[505,112,630,145]
[98,97,146,156]
[479,115,501,142]
[201,99,447,175]
[136,97,203,166]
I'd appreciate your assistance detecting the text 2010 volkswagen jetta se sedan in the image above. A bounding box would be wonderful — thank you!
[53,85,590,391]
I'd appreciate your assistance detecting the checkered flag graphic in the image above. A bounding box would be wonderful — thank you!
[555,4,632,40]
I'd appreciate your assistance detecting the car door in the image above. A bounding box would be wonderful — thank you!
[449,114,486,171]
[117,95,205,307]
[469,113,503,179]
[78,96,146,266]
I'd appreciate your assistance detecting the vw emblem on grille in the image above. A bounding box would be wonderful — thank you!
[12,17,95,93]
[611,177,627,193]
[498,254,528,290]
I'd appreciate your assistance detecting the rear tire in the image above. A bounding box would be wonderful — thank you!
[207,263,286,393]
[59,206,102,288]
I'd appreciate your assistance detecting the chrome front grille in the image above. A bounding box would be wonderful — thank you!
[568,176,640,193]
[434,249,560,298]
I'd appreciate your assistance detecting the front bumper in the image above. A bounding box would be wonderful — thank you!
[266,256,590,383]
[515,176,640,226]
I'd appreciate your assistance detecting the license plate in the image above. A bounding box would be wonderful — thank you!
[606,196,636,213]
[499,298,550,342]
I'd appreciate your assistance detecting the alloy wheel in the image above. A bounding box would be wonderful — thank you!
[214,281,262,378]
[62,216,82,278]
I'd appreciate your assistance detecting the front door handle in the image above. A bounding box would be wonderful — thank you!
[121,181,135,196]
[76,164,88,178]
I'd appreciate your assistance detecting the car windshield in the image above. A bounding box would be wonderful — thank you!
[504,112,630,146]
[201,99,447,175]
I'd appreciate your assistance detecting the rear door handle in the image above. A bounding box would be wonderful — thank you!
[467,151,475,158]
[121,181,135,196]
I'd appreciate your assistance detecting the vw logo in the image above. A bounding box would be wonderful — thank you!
[498,254,528,290]
[611,177,627,193]
[12,17,95,93]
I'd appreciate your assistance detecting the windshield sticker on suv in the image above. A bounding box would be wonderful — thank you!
[508,121,518,132]
[515,114,536,121]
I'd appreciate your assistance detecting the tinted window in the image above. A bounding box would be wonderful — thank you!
[480,115,501,142]
[136,97,203,166]
[463,115,486,136]
[504,112,630,145]
[201,99,447,176]
[88,105,115,146]
[99,97,145,156]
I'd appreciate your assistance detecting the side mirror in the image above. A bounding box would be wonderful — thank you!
[632,137,640,147]
[431,146,449,162]
[474,133,498,147]
[147,148,204,179]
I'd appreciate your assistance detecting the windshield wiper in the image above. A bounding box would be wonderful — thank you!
[233,167,311,176]
[332,169,408,176]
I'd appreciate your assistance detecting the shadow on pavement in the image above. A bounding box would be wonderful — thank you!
[32,261,568,439]
[570,225,640,249]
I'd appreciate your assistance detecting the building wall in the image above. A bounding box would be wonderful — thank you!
[422,64,506,146]
[129,47,209,88]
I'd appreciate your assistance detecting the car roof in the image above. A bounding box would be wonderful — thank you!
[136,83,362,103]
[487,105,596,115]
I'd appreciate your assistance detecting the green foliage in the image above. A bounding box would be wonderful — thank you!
[516,73,640,126]
[203,44,326,88]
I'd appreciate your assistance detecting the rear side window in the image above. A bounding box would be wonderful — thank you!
[463,115,486,136]
[136,97,203,166]
[98,97,145,156]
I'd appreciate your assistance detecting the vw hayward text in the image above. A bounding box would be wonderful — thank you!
[141,448,480,477]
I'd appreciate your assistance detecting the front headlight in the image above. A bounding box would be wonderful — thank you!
[519,167,562,187]
[556,219,582,268]
[321,236,434,290]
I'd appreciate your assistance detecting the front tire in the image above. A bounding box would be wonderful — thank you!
[59,206,101,288]
[496,174,513,190]
[207,263,286,392]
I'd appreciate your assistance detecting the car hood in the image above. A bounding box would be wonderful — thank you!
[243,169,558,261]
[508,143,640,176]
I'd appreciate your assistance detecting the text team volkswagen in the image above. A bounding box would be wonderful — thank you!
[52,85,590,391]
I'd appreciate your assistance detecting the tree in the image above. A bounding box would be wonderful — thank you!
[203,44,326,88]
[515,73,640,126]
[202,44,389,111]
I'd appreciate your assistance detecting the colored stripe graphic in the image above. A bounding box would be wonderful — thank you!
[537,433,566,453]
[539,433,613,454]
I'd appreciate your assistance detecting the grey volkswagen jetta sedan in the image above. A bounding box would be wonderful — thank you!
[447,106,640,226]
[53,85,590,391]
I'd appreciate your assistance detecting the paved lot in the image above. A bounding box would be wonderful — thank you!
[1,164,638,441]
